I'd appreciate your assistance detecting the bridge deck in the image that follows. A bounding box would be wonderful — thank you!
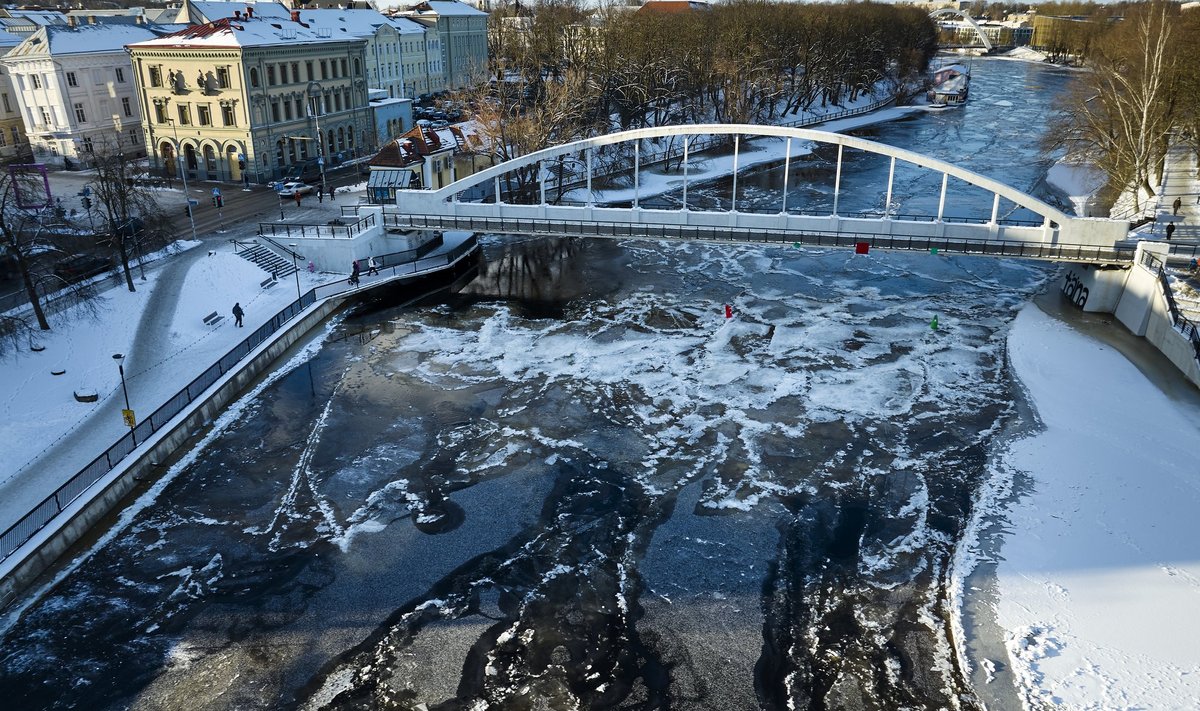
[393,214,1137,264]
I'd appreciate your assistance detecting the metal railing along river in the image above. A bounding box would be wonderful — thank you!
[0,236,478,564]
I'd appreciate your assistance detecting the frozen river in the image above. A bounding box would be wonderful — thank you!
[0,59,1080,710]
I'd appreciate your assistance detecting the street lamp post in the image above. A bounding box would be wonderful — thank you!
[112,352,136,445]
[164,113,199,242]
[307,81,327,199]
[288,243,302,301]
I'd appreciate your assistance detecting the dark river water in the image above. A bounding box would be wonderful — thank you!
[0,59,1077,710]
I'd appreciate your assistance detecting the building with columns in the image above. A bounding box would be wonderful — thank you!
[127,10,374,184]
[2,21,175,168]
[0,29,30,161]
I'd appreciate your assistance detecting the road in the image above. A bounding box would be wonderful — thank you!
[1,166,367,313]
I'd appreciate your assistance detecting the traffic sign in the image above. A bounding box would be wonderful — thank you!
[212,187,221,196]
[187,198,199,206]
[317,157,324,166]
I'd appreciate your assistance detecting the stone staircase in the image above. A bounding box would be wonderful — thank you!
[234,242,299,279]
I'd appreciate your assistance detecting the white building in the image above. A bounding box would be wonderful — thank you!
[2,22,177,168]
[388,16,442,98]
[0,28,29,160]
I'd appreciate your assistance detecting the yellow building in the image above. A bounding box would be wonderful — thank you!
[127,9,373,184]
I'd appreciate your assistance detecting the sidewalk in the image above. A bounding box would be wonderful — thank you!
[1154,142,1200,241]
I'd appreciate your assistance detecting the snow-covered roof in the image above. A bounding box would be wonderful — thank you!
[391,1,487,18]
[127,16,368,50]
[184,1,292,23]
[292,9,392,38]
[385,16,427,36]
[7,23,178,58]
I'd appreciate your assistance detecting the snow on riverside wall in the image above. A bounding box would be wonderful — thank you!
[989,305,1200,709]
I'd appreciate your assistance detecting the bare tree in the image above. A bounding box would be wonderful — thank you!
[87,140,174,292]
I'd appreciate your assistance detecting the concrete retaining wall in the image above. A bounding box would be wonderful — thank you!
[0,296,347,611]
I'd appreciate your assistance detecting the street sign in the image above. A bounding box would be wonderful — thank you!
[317,157,324,166]
[212,187,221,196]
[122,409,136,428]
[187,198,199,206]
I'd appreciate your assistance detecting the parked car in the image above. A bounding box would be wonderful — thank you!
[430,120,450,129]
[53,254,113,283]
[275,182,314,198]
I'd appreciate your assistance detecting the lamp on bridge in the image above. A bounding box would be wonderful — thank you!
[288,243,302,301]
[112,353,136,445]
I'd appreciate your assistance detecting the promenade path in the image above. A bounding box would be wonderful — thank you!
[1156,142,1200,241]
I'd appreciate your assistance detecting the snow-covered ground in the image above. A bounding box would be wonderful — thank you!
[986,304,1200,710]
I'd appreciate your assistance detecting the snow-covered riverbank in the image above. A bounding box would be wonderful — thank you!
[982,304,1200,709]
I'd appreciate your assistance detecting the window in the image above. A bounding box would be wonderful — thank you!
[221,104,235,126]
[283,101,292,121]
[122,97,132,117]
[0,132,6,147]
[10,127,18,144]
[74,103,86,123]
[149,66,162,87]
[270,101,280,122]
[128,129,137,145]
[216,66,230,89]
[306,61,313,81]
[340,58,348,77]
[333,92,341,112]
[31,75,41,89]
[115,67,125,83]
[66,72,77,87]
[250,67,259,87]
[291,62,299,83]
[1,93,9,113]
[154,103,166,123]
[178,104,191,125]
[267,65,276,85]
[294,98,303,118]
[320,60,327,80]
[198,105,211,126]
[82,136,93,153]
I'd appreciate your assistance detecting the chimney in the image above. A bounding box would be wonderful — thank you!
[246,6,254,18]
[234,9,241,19]
[291,9,300,22]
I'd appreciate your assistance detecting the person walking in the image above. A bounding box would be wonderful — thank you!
[367,256,379,276]
[317,189,324,203]
[328,184,336,201]
[349,259,360,286]
[294,191,302,208]
[1166,221,1176,240]
[232,302,244,327]
[1173,197,1182,215]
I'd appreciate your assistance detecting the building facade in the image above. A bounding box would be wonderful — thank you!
[128,12,374,184]
[0,29,29,161]
[2,22,171,168]
[394,1,487,91]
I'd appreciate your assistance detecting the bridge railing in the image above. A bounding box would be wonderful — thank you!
[256,212,376,240]
[1142,250,1200,361]
[395,213,1132,264]
[0,236,478,566]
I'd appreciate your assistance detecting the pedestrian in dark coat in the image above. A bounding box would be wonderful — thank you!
[1174,197,1182,215]
[328,184,336,201]
[1166,222,1176,240]
[294,191,302,207]
[232,302,244,327]
[349,260,360,286]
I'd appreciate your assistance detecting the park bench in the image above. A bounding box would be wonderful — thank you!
[203,311,224,326]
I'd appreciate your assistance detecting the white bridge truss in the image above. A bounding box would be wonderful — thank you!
[930,8,994,51]
[391,124,1133,263]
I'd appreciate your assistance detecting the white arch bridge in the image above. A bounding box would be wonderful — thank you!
[389,125,1135,264]
[930,8,994,51]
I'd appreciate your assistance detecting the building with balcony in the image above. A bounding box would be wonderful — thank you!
[127,9,374,185]
[2,21,176,169]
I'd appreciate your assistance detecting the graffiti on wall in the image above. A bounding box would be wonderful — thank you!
[1062,270,1089,309]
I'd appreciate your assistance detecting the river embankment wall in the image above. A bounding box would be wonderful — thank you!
[1060,242,1200,389]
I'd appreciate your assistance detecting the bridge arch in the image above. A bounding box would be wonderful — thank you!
[408,123,1070,227]
[930,8,994,51]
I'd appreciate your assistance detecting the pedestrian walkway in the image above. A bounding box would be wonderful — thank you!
[1155,142,1200,241]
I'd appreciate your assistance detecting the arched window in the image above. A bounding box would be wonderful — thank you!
[250,67,259,88]
[354,58,361,76]
[275,140,285,168]
[337,126,345,152]
[203,144,216,173]
[184,144,197,170]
